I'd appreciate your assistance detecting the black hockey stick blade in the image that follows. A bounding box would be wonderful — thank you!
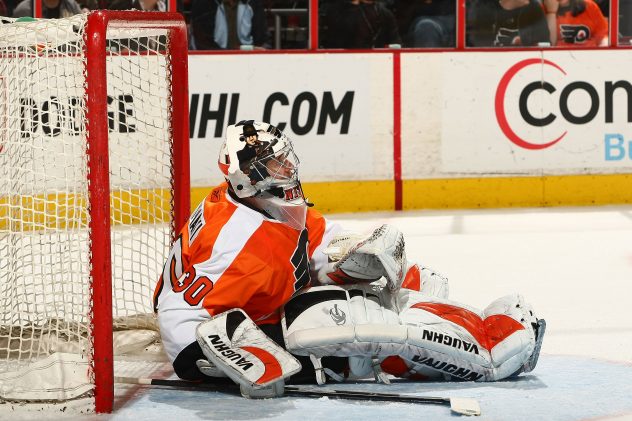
[284,385,480,416]
[115,377,481,416]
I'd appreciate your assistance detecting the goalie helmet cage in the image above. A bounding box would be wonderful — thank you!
[0,11,190,413]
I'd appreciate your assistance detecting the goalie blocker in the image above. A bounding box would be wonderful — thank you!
[282,284,545,383]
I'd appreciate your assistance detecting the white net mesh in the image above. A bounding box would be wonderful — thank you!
[0,13,178,405]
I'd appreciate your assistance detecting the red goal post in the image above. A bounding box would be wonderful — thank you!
[85,11,190,413]
[0,11,190,414]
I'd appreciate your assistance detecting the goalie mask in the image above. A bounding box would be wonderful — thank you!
[218,121,309,230]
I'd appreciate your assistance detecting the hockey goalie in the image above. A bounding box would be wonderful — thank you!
[153,120,545,398]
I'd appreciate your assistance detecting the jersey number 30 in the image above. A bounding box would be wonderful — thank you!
[164,235,213,306]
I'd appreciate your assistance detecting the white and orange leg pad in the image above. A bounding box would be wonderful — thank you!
[283,286,540,384]
[392,290,540,381]
[196,309,301,398]
[282,284,403,383]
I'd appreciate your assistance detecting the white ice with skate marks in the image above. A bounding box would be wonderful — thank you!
[111,355,632,421]
[108,205,632,421]
[10,205,632,420]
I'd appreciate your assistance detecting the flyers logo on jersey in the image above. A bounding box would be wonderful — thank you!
[210,186,223,202]
[560,24,590,44]
[494,27,520,47]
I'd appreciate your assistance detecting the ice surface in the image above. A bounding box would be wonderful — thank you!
[6,205,632,420]
[110,355,632,421]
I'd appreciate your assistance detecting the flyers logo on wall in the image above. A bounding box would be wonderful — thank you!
[495,57,632,162]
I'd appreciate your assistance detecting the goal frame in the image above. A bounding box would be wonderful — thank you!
[84,11,190,413]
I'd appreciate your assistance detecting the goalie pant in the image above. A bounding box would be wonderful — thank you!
[282,284,539,382]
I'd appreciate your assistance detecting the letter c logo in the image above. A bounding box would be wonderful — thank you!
[495,58,567,150]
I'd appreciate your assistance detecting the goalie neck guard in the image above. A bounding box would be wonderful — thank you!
[218,120,309,230]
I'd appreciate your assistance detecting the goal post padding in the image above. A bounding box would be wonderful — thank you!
[0,11,190,413]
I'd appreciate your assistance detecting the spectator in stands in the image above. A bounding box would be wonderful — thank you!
[13,0,81,17]
[594,0,608,16]
[1,0,17,16]
[110,0,165,10]
[264,0,309,49]
[548,0,608,46]
[621,0,632,38]
[542,0,558,44]
[76,0,98,12]
[190,0,269,50]
[393,0,456,47]
[321,0,401,49]
[467,0,550,46]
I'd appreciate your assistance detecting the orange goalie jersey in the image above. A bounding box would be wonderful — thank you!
[153,183,341,364]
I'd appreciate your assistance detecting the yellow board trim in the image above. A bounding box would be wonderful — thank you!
[0,189,171,231]
[403,174,632,209]
[191,181,396,214]
[3,174,630,232]
[185,174,632,214]
[191,187,210,210]
[299,180,395,214]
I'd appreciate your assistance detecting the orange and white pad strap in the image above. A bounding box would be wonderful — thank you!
[196,309,301,394]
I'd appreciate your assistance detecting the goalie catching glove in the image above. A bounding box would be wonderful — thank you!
[196,309,301,398]
[317,224,407,291]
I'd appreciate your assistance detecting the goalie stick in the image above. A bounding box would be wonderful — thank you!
[115,376,481,416]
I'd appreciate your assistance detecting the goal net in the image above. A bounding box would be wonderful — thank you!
[0,11,189,413]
